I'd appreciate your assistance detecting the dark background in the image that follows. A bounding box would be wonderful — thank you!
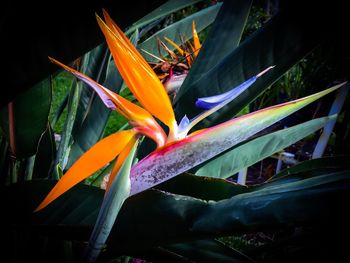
[1,0,166,107]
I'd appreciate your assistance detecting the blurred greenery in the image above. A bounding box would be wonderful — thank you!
[49,71,74,134]
[241,4,271,42]
[103,112,128,137]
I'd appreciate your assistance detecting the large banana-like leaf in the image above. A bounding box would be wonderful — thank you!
[158,155,350,200]
[195,115,337,179]
[70,170,350,254]
[2,169,349,255]
[179,0,252,90]
[174,8,321,129]
[138,3,222,63]
[130,85,341,195]
[0,78,51,158]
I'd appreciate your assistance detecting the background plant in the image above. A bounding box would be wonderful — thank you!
[1,0,350,262]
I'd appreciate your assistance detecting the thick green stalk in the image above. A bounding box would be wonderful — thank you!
[83,140,139,263]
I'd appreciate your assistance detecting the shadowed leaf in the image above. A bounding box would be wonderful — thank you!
[195,115,337,178]
[175,8,321,129]
[0,78,51,158]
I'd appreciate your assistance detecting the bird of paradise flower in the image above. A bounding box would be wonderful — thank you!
[34,9,344,212]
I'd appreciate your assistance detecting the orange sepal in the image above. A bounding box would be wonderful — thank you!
[192,20,201,57]
[49,57,167,147]
[164,36,185,56]
[34,130,137,212]
[96,12,177,134]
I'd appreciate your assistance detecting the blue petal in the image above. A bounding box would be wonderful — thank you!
[175,66,275,139]
[178,115,190,134]
[195,76,257,110]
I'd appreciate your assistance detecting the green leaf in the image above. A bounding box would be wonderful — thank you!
[159,156,350,202]
[50,93,68,129]
[83,139,139,263]
[32,124,56,179]
[126,0,205,35]
[55,76,81,171]
[177,0,252,94]
[138,3,222,62]
[125,170,349,253]
[157,173,247,201]
[3,170,349,254]
[0,78,51,158]
[185,170,349,231]
[130,84,341,195]
[89,160,114,188]
[270,155,350,180]
[164,239,255,263]
[174,8,321,129]
[195,115,337,179]
[128,239,255,263]
[128,247,191,263]
[256,155,350,190]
